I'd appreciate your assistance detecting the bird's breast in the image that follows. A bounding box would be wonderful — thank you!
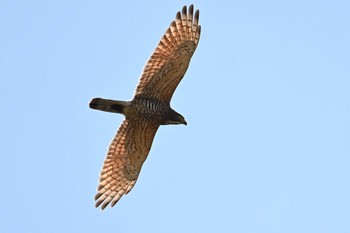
[128,97,169,124]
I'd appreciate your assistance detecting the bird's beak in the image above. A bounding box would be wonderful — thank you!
[182,118,187,125]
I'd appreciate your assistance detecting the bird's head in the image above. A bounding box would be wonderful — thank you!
[162,109,187,125]
[175,114,187,125]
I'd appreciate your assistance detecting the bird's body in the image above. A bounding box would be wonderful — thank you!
[89,5,201,209]
[90,97,186,125]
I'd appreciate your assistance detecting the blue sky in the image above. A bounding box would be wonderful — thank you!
[1,1,349,232]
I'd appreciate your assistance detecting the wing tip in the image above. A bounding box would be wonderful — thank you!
[194,9,200,25]
[176,11,181,21]
[188,5,194,15]
[182,5,187,16]
[94,192,124,210]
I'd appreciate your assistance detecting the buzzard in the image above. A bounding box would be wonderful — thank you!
[89,5,201,209]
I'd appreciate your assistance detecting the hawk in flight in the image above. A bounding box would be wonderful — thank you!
[89,5,201,209]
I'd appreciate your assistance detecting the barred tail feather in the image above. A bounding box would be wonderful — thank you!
[89,98,130,114]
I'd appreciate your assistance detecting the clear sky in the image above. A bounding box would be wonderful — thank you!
[1,1,349,232]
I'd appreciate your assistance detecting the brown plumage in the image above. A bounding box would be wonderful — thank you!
[89,5,201,209]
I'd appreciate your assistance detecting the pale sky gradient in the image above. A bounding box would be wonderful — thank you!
[1,1,350,232]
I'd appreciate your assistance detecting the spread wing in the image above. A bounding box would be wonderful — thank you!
[95,119,159,209]
[134,5,201,103]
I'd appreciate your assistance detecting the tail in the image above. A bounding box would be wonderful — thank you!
[89,98,130,114]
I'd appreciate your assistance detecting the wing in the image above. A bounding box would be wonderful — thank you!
[134,5,201,103]
[95,119,159,209]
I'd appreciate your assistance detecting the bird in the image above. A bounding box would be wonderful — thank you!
[89,5,201,210]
